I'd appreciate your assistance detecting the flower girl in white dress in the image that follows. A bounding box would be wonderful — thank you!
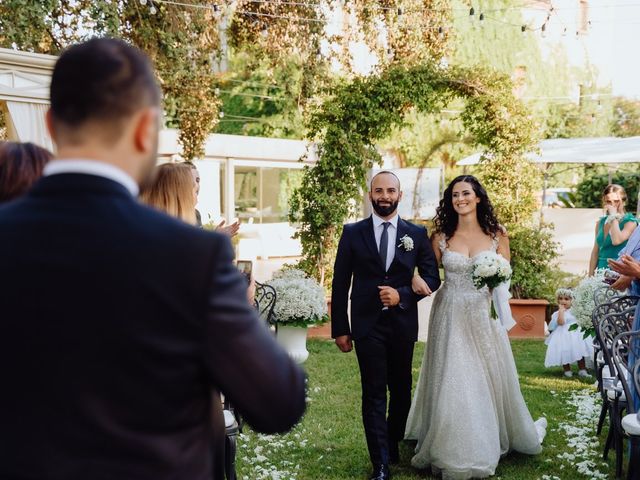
[544,288,592,377]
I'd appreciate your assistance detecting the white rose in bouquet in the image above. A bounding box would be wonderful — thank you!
[471,252,512,290]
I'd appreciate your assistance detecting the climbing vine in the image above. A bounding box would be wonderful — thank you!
[290,61,541,285]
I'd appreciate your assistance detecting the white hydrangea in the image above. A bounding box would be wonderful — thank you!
[571,270,606,333]
[267,268,328,327]
[471,251,512,289]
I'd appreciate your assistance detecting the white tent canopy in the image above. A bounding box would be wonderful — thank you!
[0,47,56,151]
[457,136,640,166]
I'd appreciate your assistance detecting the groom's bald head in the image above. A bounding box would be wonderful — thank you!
[370,171,400,191]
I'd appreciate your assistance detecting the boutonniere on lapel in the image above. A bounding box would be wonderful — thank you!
[398,234,414,252]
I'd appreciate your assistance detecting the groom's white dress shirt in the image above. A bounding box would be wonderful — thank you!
[43,159,139,196]
[372,213,398,271]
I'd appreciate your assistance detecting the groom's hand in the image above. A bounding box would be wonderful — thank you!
[378,286,400,307]
[335,335,352,353]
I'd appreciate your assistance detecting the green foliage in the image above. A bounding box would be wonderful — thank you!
[612,97,640,137]
[0,0,221,161]
[575,171,640,213]
[214,51,321,138]
[509,224,560,300]
[291,61,540,285]
[542,99,614,139]
[451,0,613,141]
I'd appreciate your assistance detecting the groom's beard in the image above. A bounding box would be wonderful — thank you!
[372,199,399,217]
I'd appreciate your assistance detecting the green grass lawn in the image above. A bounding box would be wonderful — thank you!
[236,339,616,480]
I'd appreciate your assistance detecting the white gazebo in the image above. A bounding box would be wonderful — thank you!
[457,136,640,166]
[0,47,55,151]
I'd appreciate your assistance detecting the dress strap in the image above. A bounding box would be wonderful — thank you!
[491,235,500,252]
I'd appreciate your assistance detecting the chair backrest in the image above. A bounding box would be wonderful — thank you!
[594,285,620,308]
[593,296,639,354]
[598,305,636,372]
[593,295,638,337]
[611,330,640,414]
[254,281,277,325]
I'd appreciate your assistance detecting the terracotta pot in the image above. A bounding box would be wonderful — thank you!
[308,298,332,339]
[508,299,549,338]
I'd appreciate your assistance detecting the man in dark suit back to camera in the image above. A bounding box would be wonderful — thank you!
[0,38,306,480]
[331,171,441,480]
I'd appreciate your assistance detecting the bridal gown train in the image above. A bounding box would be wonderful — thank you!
[405,239,543,479]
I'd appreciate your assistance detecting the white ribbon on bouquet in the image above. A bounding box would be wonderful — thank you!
[492,280,516,331]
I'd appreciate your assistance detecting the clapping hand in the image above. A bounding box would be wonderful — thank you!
[216,219,240,237]
[608,255,640,279]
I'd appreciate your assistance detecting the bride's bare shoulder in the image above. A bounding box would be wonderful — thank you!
[430,231,446,244]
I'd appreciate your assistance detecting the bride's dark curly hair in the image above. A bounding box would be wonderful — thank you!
[433,175,502,239]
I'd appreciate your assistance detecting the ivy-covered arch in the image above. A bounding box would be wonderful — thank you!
[289,62,541,285]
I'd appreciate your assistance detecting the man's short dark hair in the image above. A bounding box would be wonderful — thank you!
[50,38,160,140]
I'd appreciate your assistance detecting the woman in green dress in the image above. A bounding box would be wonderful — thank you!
[588,184,638,275]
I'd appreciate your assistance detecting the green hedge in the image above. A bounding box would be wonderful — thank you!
[575,172,640,213]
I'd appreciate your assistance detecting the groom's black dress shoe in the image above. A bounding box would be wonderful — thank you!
[369,464,391,480]
[388,441,400,464]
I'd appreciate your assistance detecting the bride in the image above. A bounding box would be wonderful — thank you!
[406,175,545,479]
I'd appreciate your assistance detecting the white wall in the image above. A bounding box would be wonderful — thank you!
[538,208,603,275]
[194,159,222,225]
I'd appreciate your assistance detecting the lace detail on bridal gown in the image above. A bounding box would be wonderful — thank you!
[405,234,542,480]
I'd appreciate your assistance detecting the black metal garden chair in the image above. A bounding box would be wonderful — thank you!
[254,281,277,328]
[592,293,638,436]
[611,330,640,480]
[598,306,636,479]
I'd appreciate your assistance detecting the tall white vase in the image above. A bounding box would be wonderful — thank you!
[276,325,309,364]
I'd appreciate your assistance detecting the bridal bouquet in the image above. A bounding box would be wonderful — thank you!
[471,252,512,290]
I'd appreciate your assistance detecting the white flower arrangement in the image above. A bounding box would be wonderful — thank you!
[471,251,512,290]
[398,234,414,251]
[267,268,329,328]
[570,270,605,337]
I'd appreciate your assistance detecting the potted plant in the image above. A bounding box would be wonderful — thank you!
[508,224,560,338]
[267,268,329,364]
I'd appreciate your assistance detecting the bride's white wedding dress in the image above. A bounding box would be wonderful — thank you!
[405,238,544,479]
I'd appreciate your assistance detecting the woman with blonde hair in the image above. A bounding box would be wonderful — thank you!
[141,162,254,301]
[588,184,638,276]
[140,163,196,225]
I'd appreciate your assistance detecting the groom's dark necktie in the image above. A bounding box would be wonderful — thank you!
[379,222,390,270]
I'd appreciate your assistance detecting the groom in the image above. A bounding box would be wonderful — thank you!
[331,171,441,480]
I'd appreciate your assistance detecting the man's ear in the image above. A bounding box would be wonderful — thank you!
[398,190,403,202]
[133,107,158,154]
[45,109,58,144]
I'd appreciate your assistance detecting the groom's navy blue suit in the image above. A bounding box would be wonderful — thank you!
[331,215,440,466]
